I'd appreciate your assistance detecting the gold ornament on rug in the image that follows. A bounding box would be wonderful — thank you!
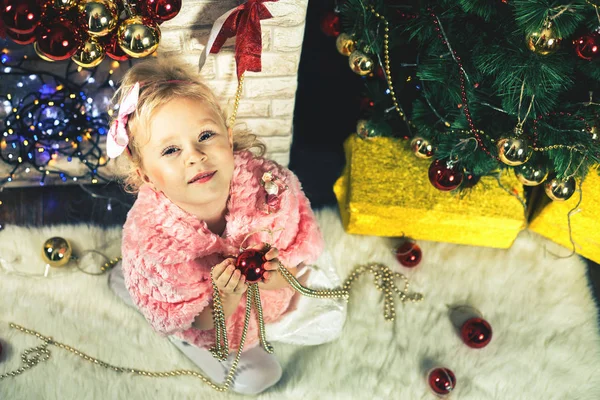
[410,137,434,159]
[78,0,119,37]
[38,236,120,276]
[117,16,161,58]
[72,37,105,68]
[544,175,576,201]
[356,119,378,138]
[336,33,356,56]
[527,22,562,55]
[497,136,531,166]
[348,51,374,76]
[514,163,548,186]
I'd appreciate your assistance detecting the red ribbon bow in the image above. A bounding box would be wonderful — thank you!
[210,0,277,80]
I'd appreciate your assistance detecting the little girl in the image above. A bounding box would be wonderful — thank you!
[107,58,345,394]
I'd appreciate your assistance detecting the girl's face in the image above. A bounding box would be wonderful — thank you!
[136,97,234,211]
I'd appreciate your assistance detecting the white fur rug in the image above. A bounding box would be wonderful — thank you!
[1,208,600,400]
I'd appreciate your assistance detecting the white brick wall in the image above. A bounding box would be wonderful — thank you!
[162,0,309,166]
[2,0,307,186]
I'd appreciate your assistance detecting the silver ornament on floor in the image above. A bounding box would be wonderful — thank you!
[410,137,434,159]
[497,137,531,166]
[515,163,548,186]
[544,176,576,201]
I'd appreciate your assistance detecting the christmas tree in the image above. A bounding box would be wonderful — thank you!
[324,0,600,201]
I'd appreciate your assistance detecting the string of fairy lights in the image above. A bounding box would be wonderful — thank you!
[0,44,131,187]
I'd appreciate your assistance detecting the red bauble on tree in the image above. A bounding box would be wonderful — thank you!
[462,171,480,188]
[427,367,456,397]
[320,11,341,37]
[396,241,422,268]
[35,19,82,61]
[460,317,493,348]
[573,33,599,60]
[6,29,36,45]
[140,0,182,23]
[235,249,268,283]
[1,0,42,34]
[103,34,129,61]
[428,159,463,191]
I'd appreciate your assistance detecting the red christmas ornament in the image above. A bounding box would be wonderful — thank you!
[103,34,129,61]
[5,29,36,45]
[140,0,182,23]
[428,159,463,191]
[462,171,480,188]
[235,249,268,283]
[395,241,422,268]
[460,317,492,348]
[428,368,456,397]
[1,0,42,34]
[573,33,599,60]
[320,11,341,37]
[35,19,81,61]
[359,97,375,111]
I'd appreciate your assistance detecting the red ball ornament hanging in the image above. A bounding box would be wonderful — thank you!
[573,33,599,60]
[320,11,341,37]
[5,29,36,45]
[395,241,422,268]
[35,19,81,61]
[462,171,480,188]
[428,159,463,191]
[235,249,268,283]
[140,0,182,23]
[102,34,129,61]
[460,317,493,349]
[427,367,456,397]
[1,0,42,35]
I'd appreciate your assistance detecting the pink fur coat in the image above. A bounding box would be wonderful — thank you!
[121,151,324,351]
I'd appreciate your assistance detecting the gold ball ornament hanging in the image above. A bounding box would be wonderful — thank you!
[514,163,548,186]
[544,176,576,201]
[356,119,377,138]
[497,137,531,166]
[348,51,374,76]
[78,0,119,37]
[41,237,73,267]
[526,22,562,55]
[72,37,105,68]
[117,16,161,58]
[410,137,434,159]
[589,125,599,141]
[336,33,356,56]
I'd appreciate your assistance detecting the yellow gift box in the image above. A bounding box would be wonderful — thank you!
[528,170,600,264]
[333,135,527,248]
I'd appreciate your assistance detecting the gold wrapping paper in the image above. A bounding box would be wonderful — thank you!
[334,135,527,248]
[528,170,600,264]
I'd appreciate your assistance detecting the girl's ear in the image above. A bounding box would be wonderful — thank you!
[136,167,153,185]
[228,127,234,149]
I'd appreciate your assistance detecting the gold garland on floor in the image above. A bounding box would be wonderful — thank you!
[0,263,423,391]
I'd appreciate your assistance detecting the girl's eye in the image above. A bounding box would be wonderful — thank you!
[161,146,178,156]
[199,131,215,142]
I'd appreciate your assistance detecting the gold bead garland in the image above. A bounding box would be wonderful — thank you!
[228,74,245,129]
[1,262,423,391]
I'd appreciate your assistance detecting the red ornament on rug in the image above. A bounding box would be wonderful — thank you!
[573,33,599,60]
[427,367,456,397]
[236,249,268,283]
[396,241,422,268]
[5,29,36,45]
[35,19,81,61]
[461,171,480,188]
[428,159,463,191]
[461,317,493,348]
[1,0,41,34]
[140,0,182,23]
[320,11,341,37]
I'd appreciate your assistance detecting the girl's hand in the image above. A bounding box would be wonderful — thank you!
[211,258,247,295]
[260,245,281,284]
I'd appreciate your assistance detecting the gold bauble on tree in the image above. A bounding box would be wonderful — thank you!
[527,22,562,55]
[497,136,531,166]
[72,37,105,68]
[544,175,576,201]
[589,125,599,141]
[410,137,434,159]
[117,16,161,58]
[78,0,119,37]
[336,33,356,56]
[41,237,73,267]
[356,119,376,138]
[47,0,78,11]
[348,51,374,76]
[514,163,548,186]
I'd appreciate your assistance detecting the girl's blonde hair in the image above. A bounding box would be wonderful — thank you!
[109,57,265,193]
